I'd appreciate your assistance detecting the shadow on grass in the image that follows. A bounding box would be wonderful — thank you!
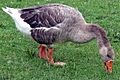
[0,23,7,29]
[25,48,37,59]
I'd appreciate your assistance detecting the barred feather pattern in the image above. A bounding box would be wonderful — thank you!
[31,28,60,45]
[20,5,65,28]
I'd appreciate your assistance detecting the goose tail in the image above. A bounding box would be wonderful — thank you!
[2,7,20,17]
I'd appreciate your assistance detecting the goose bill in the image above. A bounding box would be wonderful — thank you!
[104,60,113,73]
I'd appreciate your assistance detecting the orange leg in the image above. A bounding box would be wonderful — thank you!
[38,45,47,59]
[47,48,66,66]
[47,48,54,64]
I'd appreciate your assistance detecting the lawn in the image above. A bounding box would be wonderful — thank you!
[0,0,120,80]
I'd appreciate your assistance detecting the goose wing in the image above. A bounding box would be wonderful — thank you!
[31,27,60,45]
[20,5,65,28]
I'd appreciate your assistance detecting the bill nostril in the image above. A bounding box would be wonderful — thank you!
[107,54,113,59]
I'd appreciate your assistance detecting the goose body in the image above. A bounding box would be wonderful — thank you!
[2,4,115,73]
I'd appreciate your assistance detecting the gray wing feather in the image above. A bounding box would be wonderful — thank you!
[20,6,64,28]
[31,28,60,45]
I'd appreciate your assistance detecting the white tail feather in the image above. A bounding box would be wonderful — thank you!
[2,7,11,15]
[2,7,31,36]
[2,7,20,17]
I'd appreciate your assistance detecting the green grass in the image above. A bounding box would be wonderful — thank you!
[0,0,120,80]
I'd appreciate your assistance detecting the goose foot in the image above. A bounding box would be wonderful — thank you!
[38,45,47,59]
[104,60,113,73]
[54,62,66,66]
[47,48,66,66]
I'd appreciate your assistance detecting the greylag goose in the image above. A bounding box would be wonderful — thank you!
[2,4,115,73]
